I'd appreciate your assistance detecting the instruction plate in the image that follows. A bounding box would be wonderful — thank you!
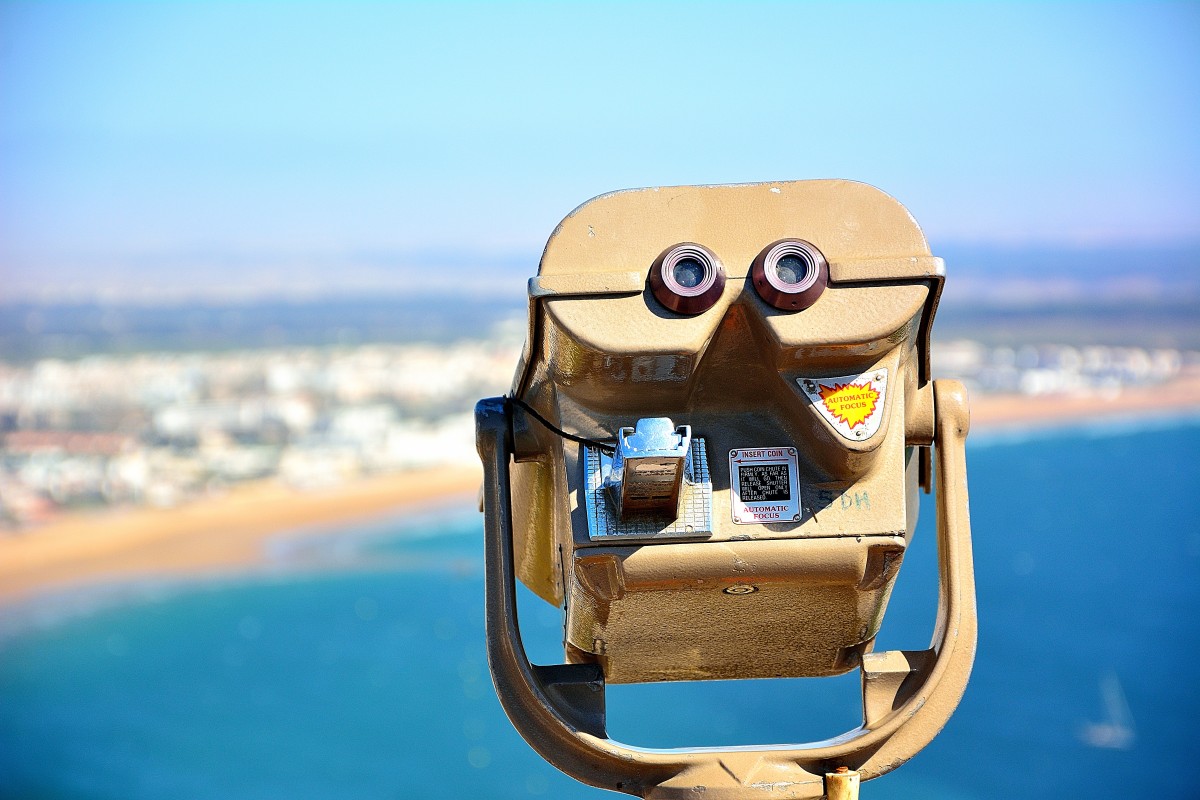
[729,447,801,525]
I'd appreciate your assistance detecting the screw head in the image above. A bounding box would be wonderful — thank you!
[723,584,758,596]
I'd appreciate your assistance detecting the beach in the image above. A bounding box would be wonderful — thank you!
[3,376,1199,606]
[0,466,481,605]
[967,371,1200,429]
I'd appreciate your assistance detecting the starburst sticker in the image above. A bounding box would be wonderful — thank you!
[798,369,889,441]
[818,382,879,428]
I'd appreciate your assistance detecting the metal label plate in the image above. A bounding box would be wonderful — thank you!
[583,439,712,541]
[729,447,801,525]
[798,369,888,441]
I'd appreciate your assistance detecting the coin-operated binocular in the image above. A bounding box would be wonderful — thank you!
[476,180,976,799]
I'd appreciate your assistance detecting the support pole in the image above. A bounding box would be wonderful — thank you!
[825,767,860,800]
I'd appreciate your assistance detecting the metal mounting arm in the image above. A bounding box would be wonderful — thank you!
[476,382,976,799]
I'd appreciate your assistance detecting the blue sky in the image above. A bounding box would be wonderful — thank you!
[1,2,1198,298]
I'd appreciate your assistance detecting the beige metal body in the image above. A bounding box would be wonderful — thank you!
[475,179,977,798]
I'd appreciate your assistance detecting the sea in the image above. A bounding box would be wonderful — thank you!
[2,418,1199,799]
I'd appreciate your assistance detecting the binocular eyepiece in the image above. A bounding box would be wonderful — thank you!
[649,236,829,316]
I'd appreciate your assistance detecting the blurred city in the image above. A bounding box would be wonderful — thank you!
[0,324,521,528]
[2,325,1195,529]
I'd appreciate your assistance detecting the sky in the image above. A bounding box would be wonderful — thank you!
[1,1,1198,300]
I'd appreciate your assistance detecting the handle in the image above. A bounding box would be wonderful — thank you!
[476,381,976,799]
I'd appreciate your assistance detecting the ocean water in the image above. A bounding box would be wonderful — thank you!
[2,419,1199,799]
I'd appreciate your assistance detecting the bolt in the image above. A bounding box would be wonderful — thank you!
[723,584,758,596]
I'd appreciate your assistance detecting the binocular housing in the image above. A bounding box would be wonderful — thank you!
[507,180,943,682]
[477,180,976,797]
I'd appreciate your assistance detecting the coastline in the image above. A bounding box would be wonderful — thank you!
[0,465,481,606]
[3,375,1199,607]
[966,372,1200,430]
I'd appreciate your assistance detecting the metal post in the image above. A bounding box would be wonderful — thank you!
[825,767,860,800]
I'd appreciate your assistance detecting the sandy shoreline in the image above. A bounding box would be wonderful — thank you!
[3,377,1199,606]
[967,373,1200,429]
[0,465,481,605]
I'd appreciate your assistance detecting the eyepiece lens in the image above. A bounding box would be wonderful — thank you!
[750,239,828,312]
[649,243,725,314]
[672,258,707,289]
[775,255,810,286]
